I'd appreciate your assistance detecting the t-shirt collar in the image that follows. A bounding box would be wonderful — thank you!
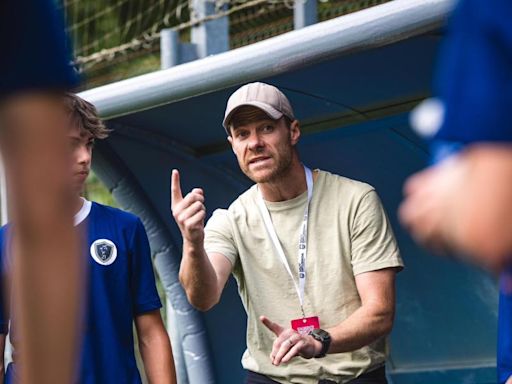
[74,197,92,226]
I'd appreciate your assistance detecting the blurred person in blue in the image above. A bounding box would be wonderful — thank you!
[0,94,177,384]
[399,1,512,383]
[0,1,84,383]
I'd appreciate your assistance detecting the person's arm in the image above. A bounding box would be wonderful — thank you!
[399,145,512,272]
[324,268,396,352]
[262,267,397,365]
[171,169,232,311]
[179,248,232,311]
[0,94,83,384]
[0,0,81,381]
[135,310,176,384]
[128,214,175,383]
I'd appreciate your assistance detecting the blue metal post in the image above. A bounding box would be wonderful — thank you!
[294,0,317,29]
[160,28,180,69]
[191,0,229,58]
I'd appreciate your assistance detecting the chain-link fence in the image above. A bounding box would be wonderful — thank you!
[62,0,392,88]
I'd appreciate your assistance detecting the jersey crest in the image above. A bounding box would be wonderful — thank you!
[90,239,117,266]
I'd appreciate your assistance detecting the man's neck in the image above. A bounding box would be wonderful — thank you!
[258,161,307,202]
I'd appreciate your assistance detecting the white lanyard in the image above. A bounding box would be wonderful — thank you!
[256,165,313,318]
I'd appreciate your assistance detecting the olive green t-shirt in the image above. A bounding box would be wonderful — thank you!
[204,170,403,384]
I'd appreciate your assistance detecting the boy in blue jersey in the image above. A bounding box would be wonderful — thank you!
[399,0,512,383]
[0,94,177,384]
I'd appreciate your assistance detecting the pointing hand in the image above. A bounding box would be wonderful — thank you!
[171,169,206,244]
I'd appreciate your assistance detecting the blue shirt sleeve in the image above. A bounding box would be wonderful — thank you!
[0,0,79,98]
[129,219,162,315]
[434,0,512,143]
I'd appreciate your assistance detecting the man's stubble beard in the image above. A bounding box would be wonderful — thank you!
[242,145,294,184]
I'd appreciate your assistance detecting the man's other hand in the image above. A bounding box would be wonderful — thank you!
[260,316,322,365]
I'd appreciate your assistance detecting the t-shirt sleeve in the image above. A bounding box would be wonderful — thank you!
[350,190,403,276]
[204,209,238,266]
[129,219,162,315]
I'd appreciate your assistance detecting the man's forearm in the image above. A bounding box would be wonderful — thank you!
[179,241,221,311]
[326,304,394,354]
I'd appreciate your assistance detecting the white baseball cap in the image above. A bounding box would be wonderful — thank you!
[223,82,295,133]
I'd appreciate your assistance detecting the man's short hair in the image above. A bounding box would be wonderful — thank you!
[228,106,292,135]
[64,93,110,139]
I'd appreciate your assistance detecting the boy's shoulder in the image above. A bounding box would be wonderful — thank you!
[91,202,141,227]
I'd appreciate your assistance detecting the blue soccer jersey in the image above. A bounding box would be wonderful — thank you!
[434,0,512,143]
[0,200,162,383]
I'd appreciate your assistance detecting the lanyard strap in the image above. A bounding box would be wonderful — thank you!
[256,165,313,318]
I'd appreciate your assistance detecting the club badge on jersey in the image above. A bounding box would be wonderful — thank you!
[90,239,117,266]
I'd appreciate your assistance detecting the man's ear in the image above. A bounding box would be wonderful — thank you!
[290,120,301,145]
[227,135,236,154]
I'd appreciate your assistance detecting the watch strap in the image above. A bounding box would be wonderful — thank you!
[309,328,331,358]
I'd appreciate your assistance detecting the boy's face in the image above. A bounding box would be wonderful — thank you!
[67,124,94,195]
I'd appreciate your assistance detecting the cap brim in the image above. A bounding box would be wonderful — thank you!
[223,101,284,131]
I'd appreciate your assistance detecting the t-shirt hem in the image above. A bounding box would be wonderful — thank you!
[352,258,404,276]
[134,300,162,315]
[205,247,236,266]
[248,362,388,384]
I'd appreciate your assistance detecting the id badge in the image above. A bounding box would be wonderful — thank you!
[291,316,320,335]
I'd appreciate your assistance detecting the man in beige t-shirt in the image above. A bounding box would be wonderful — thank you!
[172,82,403,384]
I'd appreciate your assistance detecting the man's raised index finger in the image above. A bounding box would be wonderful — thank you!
[171,169,183,206]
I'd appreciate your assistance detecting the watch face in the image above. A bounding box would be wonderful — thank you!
[311,328,330,341]
[310,328,331,358]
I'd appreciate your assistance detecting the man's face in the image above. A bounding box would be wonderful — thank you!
[228,117,300,183]
[67,125,94,194]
